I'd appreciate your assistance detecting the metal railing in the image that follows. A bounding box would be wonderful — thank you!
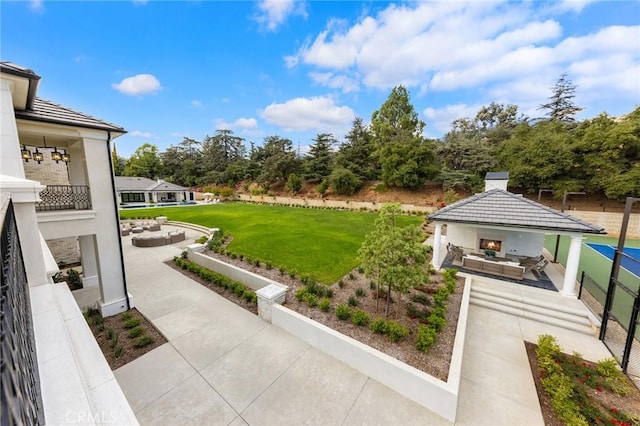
[1,196,45,425]
[36,185,91,212]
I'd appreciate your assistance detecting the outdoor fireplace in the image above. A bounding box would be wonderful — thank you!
[479,238,502,252]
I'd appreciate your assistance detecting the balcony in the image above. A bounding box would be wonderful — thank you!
[35,185,91,212]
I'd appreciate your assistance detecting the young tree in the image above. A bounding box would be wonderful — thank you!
[358,203,430,316]
[538,73,584,123]
[370,86,438,189]
[123,143,161,178]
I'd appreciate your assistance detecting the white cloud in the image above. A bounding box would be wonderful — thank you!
[133,0,148,5]
[260,96,355,133]
[214,119,232,130]
[423,104,481,135]
[112,74,161,96]
[130,130,155,138]
[286,2,639,113]
[255,0,306,32]
[234,118,258,129]
[191,100,203,108]
[30,0,43,11]
[308,72,360,93]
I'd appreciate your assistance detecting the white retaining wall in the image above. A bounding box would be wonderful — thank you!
[270,275,472,422]
[187,250,283,291]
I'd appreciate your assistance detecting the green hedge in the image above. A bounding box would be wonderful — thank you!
[174,257,257,304]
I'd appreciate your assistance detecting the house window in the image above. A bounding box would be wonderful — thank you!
[122,192,144,203]
[479,239,502,251]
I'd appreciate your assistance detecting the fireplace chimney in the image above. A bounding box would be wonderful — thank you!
[484,172,509,191]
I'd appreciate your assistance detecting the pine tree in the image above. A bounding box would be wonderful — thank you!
[538,73,584,123]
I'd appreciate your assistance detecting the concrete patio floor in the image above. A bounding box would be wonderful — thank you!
[106,227,612,425]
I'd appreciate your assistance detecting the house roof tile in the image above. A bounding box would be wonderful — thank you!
[428,189,606,234]
[15,98,126,133]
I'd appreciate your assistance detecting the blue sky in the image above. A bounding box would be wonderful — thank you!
[2,0,639,158]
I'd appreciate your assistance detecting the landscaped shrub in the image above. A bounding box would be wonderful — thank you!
[330,168,362,196]
[134,335,155,348]
[387,321,409,343]
[355,287,366,297]
[370,317,388,334]
[110,334,119,349]
[173,257,257,305]
[265,261,273,270]
[106,328,115,340]
[123,318,141,329]
[319,297,331,312]
[357,266,364,274]
[335,304,351,320]
[286,173,303,193]
[338,279,345,288]
[415,325,437,352]
[325,288,334,298]
[127,326,145,339]
[206,229,225,251]
[411,293,430,306]
[427,313,446,332]
[347,295,358,307]
[295,287,309,301]
[195,235,208,244]
[348,272,355,280]
[369,281,376,290]
[113,345,124,359]
[351,309,370,326]
[120,312,133,322]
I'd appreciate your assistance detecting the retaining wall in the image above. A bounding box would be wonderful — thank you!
[187,250,282,291]
[270,275,472,422]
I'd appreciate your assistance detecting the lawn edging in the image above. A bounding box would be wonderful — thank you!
[270,274,472,423]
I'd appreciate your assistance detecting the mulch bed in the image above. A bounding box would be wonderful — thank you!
[525,341,640,425]
[87,308,166,370]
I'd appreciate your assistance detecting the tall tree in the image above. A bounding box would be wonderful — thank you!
[202,130,245,173]
[253,136,300,189]
[304,133,336,180]
[497,121,574,191]
[358,203,429,316]
[160,138,203,187]
[370,86,437,189]
[123,143,161,178]
[334,117,379,180]
[538,73,584,123]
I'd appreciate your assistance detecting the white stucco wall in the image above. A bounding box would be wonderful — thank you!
[447,224,546,257]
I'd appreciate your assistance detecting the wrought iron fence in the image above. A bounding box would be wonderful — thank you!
[1,196,45,425]
[36,185,91,212]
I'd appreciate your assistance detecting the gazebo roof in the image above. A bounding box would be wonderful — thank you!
[428,189,606,234]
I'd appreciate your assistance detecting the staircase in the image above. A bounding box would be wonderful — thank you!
[470,281,598,336]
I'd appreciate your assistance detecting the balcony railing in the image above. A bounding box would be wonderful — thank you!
[1,196,45,425]
[36,185,92,212]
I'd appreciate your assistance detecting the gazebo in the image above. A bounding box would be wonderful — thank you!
[428,176,606,297]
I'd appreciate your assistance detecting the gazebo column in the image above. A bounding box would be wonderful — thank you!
[432,223,442,268]
[561,235,583,297]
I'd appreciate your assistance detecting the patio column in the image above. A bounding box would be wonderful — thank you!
[79,235,99,288]
[561,235,583,297]
[432,222,442,268]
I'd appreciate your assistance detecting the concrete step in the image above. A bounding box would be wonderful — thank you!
[470,290,592,326]
[470,284,595,336]
[165,221,210,235]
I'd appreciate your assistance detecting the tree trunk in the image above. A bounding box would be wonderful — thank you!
[385,283,391,317]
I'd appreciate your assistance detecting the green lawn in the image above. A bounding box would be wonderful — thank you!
[121,203,423,283]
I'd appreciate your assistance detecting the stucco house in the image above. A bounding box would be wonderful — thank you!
[428,173,606,296]
[1,61,136,423]
[115,176,194,205]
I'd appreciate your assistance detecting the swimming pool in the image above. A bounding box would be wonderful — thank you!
[119,201,197,209]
